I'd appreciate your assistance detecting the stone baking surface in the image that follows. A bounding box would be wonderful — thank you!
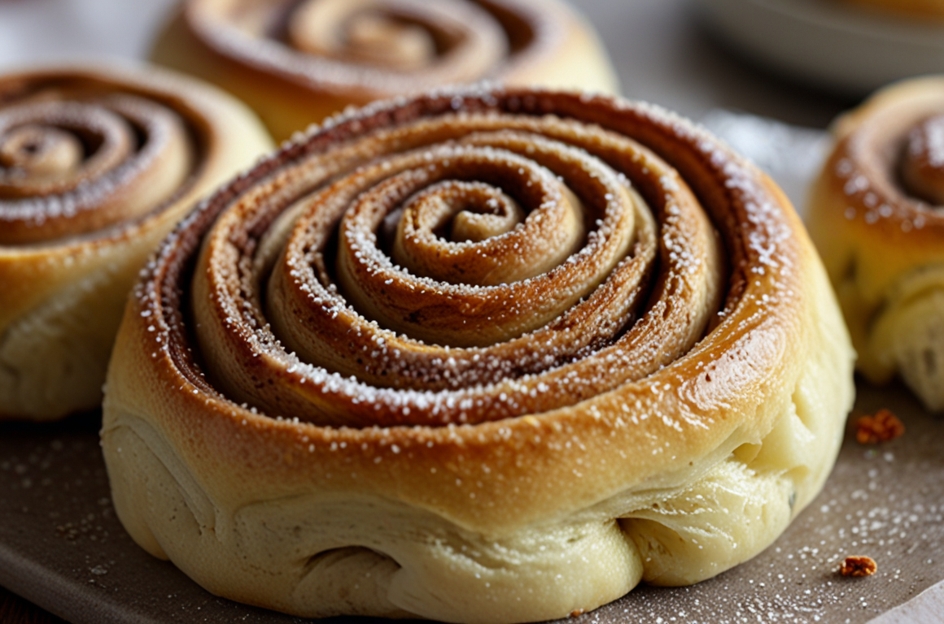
[0,382,941,624]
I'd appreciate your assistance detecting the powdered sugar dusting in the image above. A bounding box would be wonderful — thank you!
[177,97,759,428]
[134,86,809,434]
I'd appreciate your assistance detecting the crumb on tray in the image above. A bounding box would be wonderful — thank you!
[839,555,877,577]
[855,409,905,445]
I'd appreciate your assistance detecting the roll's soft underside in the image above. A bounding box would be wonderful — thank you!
[102,88,855,623]
[0,65,272,421]
[808,76,944,411]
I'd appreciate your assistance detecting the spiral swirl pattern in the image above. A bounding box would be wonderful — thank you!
[809,76,944,410]
[151,0,619,141]
[0,65,271,420]
[192,112,723,428]
[0,94,192,245]
[103,88,853,622]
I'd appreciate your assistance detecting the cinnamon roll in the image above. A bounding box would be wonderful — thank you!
[150,0,619,141]
[809,76,944,411]
[0,65,272,421]
[102,88,854,622]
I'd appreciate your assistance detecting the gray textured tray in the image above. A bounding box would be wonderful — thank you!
[1,382,942,623]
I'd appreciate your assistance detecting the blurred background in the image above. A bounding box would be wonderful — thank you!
[0,0,856,126]
[12,0,941,208]
[0,0,868,207]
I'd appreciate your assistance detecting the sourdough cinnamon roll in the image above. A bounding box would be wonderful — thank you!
[0,65,272,421]
[151,0,619,141]
[809,76,944,411]
[102,88,854,622]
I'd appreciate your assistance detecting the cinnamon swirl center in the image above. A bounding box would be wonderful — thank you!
[0,94,194,245]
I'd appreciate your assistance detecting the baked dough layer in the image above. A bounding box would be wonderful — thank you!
[103,88,854,622]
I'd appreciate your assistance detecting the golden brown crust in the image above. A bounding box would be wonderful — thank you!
[150,0,619,141]
[0,64,272,421]
[808,76,944,410]
[103,87,854,622]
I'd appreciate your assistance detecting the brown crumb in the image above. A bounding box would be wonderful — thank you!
[569,609,585,618]
[839,555,877,577]
[855,409,905,444]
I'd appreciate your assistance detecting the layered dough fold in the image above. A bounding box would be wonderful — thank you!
[0,65,272,421]
[151,0,619,141]
[103,88,854,623]
[808,76,944,411]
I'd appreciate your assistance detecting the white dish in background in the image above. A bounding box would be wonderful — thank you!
[693,0,944,96]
